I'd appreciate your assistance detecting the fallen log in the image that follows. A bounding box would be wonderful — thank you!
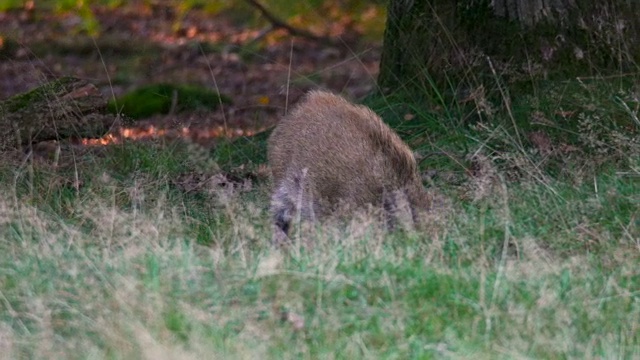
[0,76,117,151]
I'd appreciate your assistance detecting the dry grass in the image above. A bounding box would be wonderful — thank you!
[0,69,638,357]
[0,152,637,359]
[2,2,639,357]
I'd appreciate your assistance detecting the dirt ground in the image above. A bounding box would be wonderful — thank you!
[0,4,382,142]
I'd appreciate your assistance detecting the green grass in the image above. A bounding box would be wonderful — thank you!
[1,67,640,358]
[0,137,638,359]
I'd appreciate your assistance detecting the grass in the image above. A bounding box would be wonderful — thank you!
[0,114,638,359]
[0,67,639,357]
[1,11,639,354]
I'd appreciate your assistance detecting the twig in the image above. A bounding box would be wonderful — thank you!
[244,0,338,46]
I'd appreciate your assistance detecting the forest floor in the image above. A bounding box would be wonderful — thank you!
[0,4,638,359]
[0,3,381,142]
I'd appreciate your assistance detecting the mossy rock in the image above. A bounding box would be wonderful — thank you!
[108,83,232,119]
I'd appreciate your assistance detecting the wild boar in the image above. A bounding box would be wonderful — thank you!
[267,90,430,242]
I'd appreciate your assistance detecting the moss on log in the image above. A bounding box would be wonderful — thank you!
[0,77,117,150]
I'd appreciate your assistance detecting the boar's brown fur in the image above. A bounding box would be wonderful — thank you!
[268,90,430,242]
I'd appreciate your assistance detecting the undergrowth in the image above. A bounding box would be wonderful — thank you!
[1,9,639,354]
[0,82,638,357]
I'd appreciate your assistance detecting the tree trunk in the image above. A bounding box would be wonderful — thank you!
[491,0,576,26]
[378,0,458,94]
[378,0,640,93]
[0,77,117,151]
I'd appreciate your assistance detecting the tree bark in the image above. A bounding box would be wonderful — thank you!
[0,77,116,151]
[491,0,576,26]
[378,0,640,93]
[378,0,458,93]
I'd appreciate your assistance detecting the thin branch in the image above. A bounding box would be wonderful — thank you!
[244,0,338,45]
